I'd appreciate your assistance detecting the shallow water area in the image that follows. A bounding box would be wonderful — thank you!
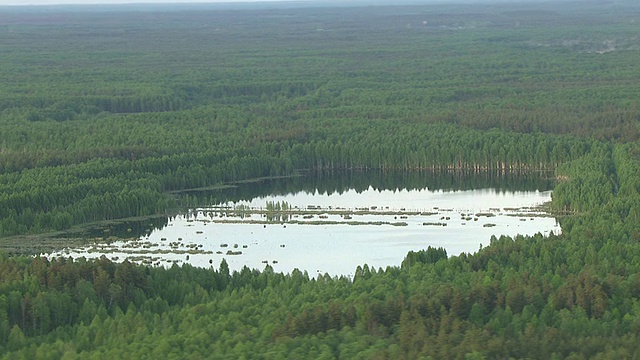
[47,182,559,277]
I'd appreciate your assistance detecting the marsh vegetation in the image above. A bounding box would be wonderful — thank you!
[46,174,558,276]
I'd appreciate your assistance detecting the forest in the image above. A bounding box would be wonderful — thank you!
[0,0,640,357]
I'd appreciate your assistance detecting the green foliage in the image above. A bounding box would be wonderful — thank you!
[0,0,640,358]
[402,246,448,268]
[0,0,625,236]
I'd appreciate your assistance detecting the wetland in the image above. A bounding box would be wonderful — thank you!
[45,171,559,277]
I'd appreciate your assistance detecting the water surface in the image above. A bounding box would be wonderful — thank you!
[49,173,558,277]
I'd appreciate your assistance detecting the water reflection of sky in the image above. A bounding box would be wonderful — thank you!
[226,187,553,212]
[48,188,558,278]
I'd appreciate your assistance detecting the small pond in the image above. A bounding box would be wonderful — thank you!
[47,171,560,277]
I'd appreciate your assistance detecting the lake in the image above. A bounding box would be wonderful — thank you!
[47,171,559,277]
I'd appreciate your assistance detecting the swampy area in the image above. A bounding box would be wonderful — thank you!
[1,0,640,358]
[47,172,559,276]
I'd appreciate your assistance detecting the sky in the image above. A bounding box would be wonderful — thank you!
[0,0,479,6]
[0,0,299,5]
[0,0,509,7]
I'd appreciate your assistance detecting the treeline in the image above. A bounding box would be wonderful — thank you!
[199,169,555,207]
[0,120,593,236]
[290,125,588,171]
[2,2,639,141]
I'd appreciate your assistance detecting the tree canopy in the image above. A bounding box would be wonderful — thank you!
[1,0,640,357]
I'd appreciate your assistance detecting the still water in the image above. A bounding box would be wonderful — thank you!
[48,172,559,277]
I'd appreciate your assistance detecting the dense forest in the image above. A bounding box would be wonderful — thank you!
[1,0,640,357]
